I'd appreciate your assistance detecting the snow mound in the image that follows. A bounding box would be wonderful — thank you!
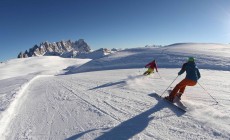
[0,56,91,80]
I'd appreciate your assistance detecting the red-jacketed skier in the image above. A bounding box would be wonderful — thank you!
[143,60,158,75]
[165,57,201,102]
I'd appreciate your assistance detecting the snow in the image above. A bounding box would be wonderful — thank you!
[0,56,91,80]
[0,43,230,139]
[0,56,91,112]
[0,56,91,139]
[69,43,230,73]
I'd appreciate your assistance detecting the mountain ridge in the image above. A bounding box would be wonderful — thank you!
[17,39,91,58]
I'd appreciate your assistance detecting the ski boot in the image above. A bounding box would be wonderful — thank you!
[164,96,174,102]
[176,92,183,100]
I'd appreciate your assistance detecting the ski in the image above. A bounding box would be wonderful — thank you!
[164,95,187,112]
[151,93,187,112]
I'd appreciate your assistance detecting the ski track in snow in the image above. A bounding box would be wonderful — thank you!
[0,75,54,139]
[2,69,230,140]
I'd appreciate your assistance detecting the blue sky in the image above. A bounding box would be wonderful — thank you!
[0,0,230,61]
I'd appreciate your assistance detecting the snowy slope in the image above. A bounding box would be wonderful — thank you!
[0,56,91,138]
[0,43,230,140]
[0,56,91,80]
[69,43,230,73]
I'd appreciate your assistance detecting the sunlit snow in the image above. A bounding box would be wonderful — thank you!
[0,43,229,140]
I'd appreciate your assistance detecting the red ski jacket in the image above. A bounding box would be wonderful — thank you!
[145,61,158,71]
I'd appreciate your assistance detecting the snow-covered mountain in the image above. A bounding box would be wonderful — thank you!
[17,39,91,58]
[77,48,117,59]
[1,43,230,140]
[17,39,118,59]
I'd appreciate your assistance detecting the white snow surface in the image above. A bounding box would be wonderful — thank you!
[0,56,91,139]
[0,43,230,140]
[70,43,229,73]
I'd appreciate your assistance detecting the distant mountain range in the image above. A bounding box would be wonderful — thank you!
[17,39,118,59]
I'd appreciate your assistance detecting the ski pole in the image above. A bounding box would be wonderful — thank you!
[160,75,179,97]
[157,72,162,78]
[198,82,218,104]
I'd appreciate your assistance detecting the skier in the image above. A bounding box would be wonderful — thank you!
[165,57,201,102]
[143,60,158,75]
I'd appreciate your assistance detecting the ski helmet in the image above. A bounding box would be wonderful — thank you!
[188,57,195,62]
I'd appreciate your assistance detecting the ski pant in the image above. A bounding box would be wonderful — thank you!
[169,78,197,98]
[143,68,154,75]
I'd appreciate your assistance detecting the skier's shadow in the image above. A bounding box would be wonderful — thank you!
[65,129,96,140]
[93,93,185,140]
[65,93,185,140]
[89,80,126,90]
[89,75,144,90]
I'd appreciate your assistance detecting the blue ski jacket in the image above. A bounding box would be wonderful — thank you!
[178,62,201,82]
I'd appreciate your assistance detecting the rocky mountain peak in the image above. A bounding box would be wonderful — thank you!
[18,39,91,58]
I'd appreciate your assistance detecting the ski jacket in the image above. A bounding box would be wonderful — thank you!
[178,62,201,82]
[145,61,158,72]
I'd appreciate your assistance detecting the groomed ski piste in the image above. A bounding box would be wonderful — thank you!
[0,43,229,140]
